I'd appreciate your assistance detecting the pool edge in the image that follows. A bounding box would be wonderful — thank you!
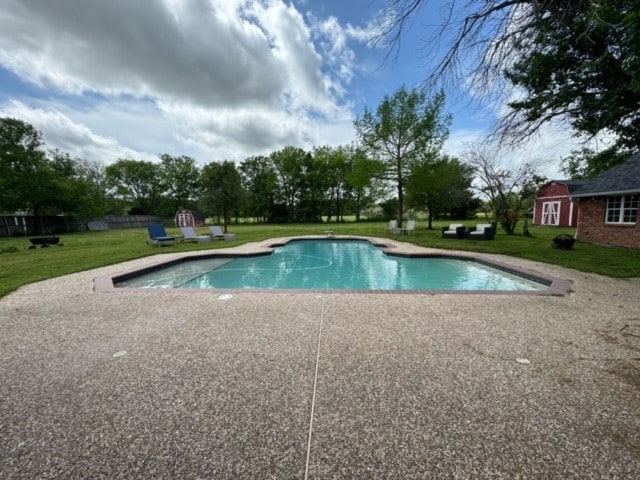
[94,235,573,296]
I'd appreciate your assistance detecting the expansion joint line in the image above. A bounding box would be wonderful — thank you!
[304,293,325,480]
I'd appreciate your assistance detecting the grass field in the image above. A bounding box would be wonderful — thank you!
[1,221,639,298]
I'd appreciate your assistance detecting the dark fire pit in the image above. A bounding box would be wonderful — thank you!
[552,234,575,250]
[29,237,62,248]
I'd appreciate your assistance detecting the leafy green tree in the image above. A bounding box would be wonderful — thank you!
[0,118,46,214]
[270,146,309,223]
[380,197,398,221]
[504,1,640,152]
[0,118,81,232]
[47,150,110,217]
[73,158,111,216]
[158,154,201,214]
[344,147,386,221]
[560,147,631,180]
[239,155,278,223]
[406,155,475,229]
[354,86,450,227]
[105,159,163,214]
[312,146,351,222]
[200,161,243,231]
[380,0,640,155]
[297,149,329,223]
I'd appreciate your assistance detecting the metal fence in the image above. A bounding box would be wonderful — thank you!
[0,215,162,237]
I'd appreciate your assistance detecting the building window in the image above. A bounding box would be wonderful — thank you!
[606,195,637,224]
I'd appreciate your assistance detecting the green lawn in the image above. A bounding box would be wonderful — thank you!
[1,221,638,298]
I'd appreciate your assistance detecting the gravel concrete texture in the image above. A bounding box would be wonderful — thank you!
[1,240,639,479]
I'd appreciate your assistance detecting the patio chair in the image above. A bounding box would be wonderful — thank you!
[467,223,496,240]
[402,220,416,235]
[209,225,236,240]
[442,223,466,239]
[180,226,211,243]
[385,220,397,232]
[209,225,225,239]
[147,223,177,246]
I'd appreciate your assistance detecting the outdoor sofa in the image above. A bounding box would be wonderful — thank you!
[441,224,466,239]
[467,223,496,240]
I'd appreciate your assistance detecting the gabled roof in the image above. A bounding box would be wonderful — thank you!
[543,179,589,194]
[564,180,590,193]
[571,152,640,197]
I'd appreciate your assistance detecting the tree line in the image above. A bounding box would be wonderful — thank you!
[5,0,639,235]
[1,86,544,234]
[0,123,476,227]
[0,92,479,229]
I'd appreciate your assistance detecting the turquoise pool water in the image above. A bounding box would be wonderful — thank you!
[116,239,547,291]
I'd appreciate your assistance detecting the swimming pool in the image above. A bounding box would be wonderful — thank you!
[113,239,550,292]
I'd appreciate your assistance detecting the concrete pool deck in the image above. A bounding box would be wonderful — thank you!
[1,237,639,478]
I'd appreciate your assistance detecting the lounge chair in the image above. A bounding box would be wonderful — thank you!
[467,223,496,240]
[385,220,397,232]
[209,225,236,240]
[180,226,211,243]
[209,225,225,239]
[442,224,466,239]
[147,223,177,246]
[402,220,416,235]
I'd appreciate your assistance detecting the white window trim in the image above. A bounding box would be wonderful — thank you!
[568,201,575,227]
[605,195,638,225]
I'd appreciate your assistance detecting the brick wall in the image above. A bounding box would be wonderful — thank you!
[577,198,640,248]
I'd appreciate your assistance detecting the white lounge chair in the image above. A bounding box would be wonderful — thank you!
[180,226,211,243]
[402,220,416,235]
[385,220,399,233]
[209,225,236,240]
[209,225,225,239]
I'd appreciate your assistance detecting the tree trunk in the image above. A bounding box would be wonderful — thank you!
[33,205,43,235]
[397,183,404,229]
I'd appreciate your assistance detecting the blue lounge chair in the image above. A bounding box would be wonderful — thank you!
[147,223,177,246]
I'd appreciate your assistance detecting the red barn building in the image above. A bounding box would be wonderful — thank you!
[533,180,586,227]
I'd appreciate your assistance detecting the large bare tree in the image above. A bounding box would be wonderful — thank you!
[462,141,546,234]
[378,1,640,153]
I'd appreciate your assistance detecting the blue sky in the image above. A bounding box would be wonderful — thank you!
[0,0,576,175]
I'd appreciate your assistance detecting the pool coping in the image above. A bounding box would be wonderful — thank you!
[94,235,573,296]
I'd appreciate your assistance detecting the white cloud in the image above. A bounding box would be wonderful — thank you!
[444,120,621,181]
[0,0,362,164]
[0,0,288,107]
[0,100,152,162]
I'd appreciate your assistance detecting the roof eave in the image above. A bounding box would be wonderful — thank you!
[572,189,640,198]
